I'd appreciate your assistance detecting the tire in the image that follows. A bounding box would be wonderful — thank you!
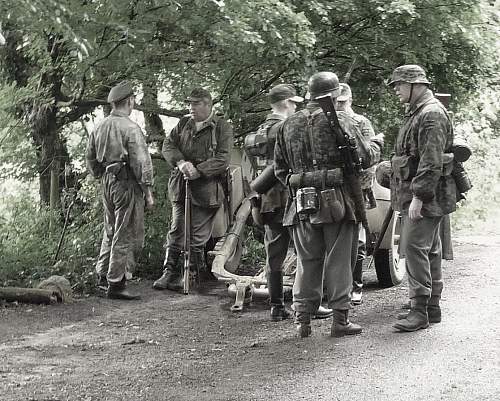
[374,211,406,287]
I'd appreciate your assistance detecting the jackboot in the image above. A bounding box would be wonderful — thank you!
[331,309,363,337]
[153,247,182,291]
[295,311,312,338]
[268,271,291,321]
[107,277,140,300]
[393,296,429,332]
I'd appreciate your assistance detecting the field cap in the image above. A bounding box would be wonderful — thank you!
[107,81,134,103]
[268,84,304,104]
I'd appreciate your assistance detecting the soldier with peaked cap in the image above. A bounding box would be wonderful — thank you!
[388,64,456,332]
[274,72,371,338]
[153,88,233,292]
[86,81,155,300]
[335,83,384,305]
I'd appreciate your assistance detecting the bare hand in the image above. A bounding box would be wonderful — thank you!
[178,161,200,180]
[145,188,155,210]
[409,197,423,221]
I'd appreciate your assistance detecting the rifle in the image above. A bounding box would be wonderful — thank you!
[315,94,369,232]
[183,179,192,295]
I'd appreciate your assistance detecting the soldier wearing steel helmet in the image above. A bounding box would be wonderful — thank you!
[86,81,155,300]
[274,72,370,338]
[388,64,456,332]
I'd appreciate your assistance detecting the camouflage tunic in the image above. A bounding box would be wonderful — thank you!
[85,110,153,283]
[274,103,376,226]
[390,90,456,216]
[163,113,233,208]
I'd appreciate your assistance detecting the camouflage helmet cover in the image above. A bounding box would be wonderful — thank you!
[388,64,430,86]
[308,72,341,100]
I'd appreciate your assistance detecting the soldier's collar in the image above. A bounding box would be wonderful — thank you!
[405,89,434,116]
[110,110,129,117]
[267,112,286,121]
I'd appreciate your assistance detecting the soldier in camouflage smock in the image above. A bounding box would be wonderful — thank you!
[335,83,384,305]
[86,81,155,300]
[153,88,233,292]
[275,72,374,338]
[388,65,456,332]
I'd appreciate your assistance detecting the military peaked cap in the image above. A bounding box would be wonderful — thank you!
[107,81,135,103]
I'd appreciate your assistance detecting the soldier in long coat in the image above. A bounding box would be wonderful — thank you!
[388,65,456,332]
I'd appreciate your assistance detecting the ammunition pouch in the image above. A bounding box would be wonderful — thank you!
[391,155,418,181]
[288,169,343,189]
[319,188,345,222]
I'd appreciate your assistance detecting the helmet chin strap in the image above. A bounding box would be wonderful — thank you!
[408,83,414,104]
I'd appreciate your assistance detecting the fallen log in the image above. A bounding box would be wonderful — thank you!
[0,287,61,304]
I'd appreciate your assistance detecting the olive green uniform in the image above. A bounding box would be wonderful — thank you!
[86,110,154,284]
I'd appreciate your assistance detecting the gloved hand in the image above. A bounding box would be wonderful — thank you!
[409,196,423,221]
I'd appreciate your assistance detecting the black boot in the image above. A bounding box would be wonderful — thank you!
[331,309,363,337]
[107,277,140,300]
[153,247,182,291]
[268,271,291,321]
[393,296,429,332]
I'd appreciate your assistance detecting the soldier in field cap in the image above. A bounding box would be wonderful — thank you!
[153,88,233,292]
[86,81,155,300]
[388,64,457,332]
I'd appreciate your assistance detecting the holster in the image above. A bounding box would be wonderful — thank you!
[105,162,129,181]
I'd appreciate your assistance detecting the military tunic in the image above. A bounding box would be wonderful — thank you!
[86,110,154,283]
[390,89,456,300]
[162,113,233,253]
[274,103,373,313]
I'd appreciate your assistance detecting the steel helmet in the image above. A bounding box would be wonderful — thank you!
[308,72,341,100]
[387,64,430,86]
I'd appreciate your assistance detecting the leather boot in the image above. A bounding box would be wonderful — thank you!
[268,271,291,321]
[313,305,333,319]
[107,277,140,300]
[397,305,441,323]
[153,247,182,291]
[295,312,312,338]
[393,296,429,332]
[331,309,363,337]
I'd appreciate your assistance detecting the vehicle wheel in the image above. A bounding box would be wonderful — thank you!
[374,212,406,287]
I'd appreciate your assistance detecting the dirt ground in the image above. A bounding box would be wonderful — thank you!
[1,234,499,401]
